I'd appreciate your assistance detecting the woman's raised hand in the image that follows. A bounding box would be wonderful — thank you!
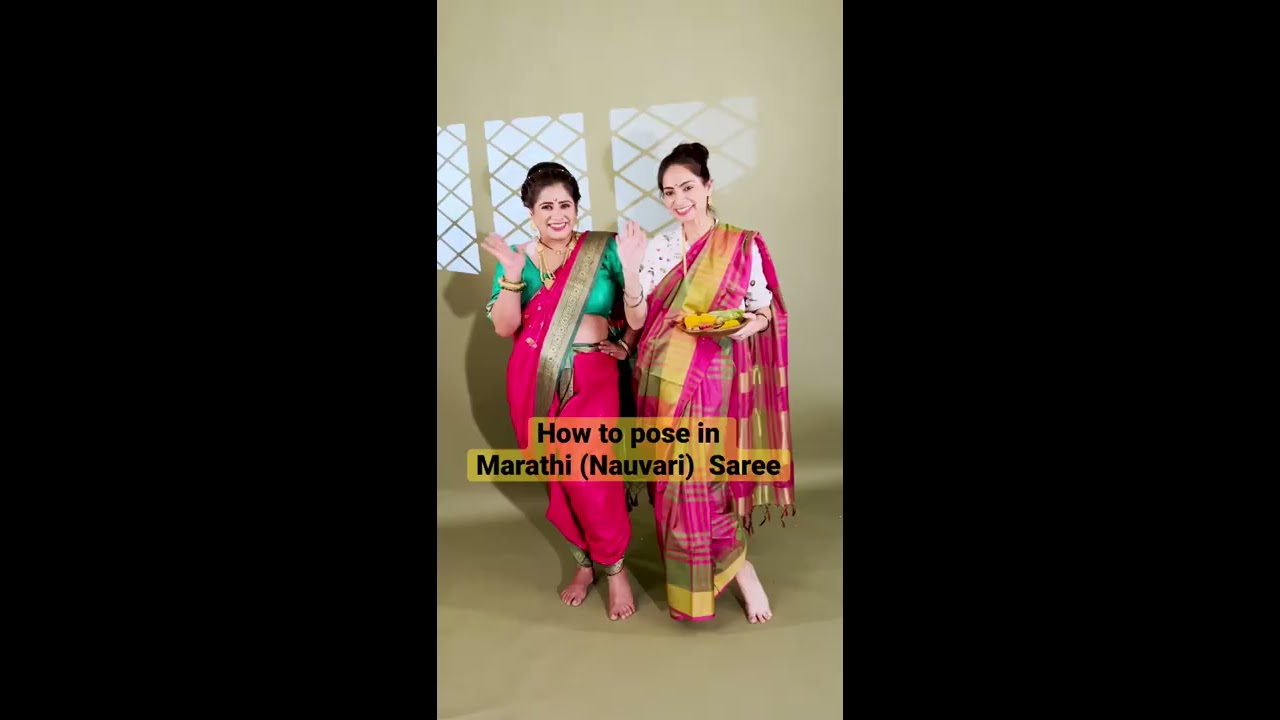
[479,233,528,279]
[617,221,647,272]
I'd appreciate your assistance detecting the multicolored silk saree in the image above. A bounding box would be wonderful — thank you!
[633,223,795,621]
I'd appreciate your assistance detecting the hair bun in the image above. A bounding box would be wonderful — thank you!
[673,142,710,164]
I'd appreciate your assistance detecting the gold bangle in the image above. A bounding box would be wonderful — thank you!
[617,339,631,356]
[499,277,526,292]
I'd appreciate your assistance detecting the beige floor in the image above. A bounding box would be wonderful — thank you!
[437,483,843,720]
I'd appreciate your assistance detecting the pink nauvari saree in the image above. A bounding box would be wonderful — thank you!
[504,232,630,565]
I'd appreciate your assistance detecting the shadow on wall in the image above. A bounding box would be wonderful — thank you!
[440,269,580,586]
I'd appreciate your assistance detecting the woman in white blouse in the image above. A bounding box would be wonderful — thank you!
[629,142,796,624]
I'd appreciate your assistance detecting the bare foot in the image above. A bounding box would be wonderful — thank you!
[606,570,636,620]
[560,566,594,607]
[735,560,773,623]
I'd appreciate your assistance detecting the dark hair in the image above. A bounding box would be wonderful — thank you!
[657,142,712,189]
[520,162,581,209]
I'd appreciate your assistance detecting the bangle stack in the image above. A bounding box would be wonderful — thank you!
[499,277,526,293]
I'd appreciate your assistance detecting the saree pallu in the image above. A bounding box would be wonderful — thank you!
[506,232,630,566]
[633,223,794,621]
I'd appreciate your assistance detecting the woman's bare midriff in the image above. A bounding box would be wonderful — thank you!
[574,313,609,344]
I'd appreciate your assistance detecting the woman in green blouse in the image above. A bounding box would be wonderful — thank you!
[480,162,648,621]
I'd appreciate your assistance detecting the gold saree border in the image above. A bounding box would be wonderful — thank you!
[534,232,609,417]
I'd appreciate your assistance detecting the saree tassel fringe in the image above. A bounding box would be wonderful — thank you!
[780,503,796,528]
[741,503,798,532]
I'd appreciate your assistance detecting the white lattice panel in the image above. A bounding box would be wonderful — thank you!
[484,113,592,243]
[437,124,480,274]
[610,97,758,237]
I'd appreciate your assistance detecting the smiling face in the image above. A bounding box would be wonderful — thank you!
[528,183,578,242]
[661,164,713,222]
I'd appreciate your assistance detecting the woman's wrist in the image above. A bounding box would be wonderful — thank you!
[623,282,644,307]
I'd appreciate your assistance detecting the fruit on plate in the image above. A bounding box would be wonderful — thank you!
[683,313,717,330]
[681,309,745,331]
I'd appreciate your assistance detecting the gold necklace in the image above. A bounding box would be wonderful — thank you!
[537,232,576,290]
[539,238,570,256]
